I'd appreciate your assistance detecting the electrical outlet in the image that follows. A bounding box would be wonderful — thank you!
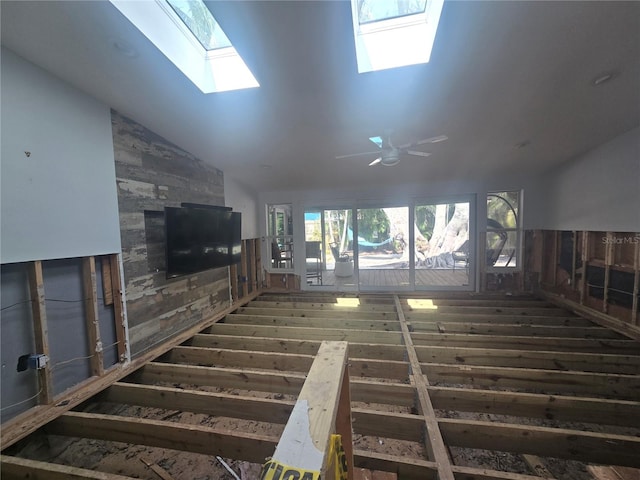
[28,354,49,370]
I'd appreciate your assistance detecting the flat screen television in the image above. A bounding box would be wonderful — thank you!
[165,206,241,278]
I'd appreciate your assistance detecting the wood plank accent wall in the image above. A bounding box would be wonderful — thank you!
[111,111,230,355]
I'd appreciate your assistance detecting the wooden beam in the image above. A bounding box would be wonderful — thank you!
[267,342,352,479]
[439,418,640,467]
[241,239,249,298]
[27,260,53,405]
[394,296,455,480]
[351,379,416,407]
[588,466,640,480]
[402,299,550,308]
[427,386,640,428]
[570,231,577,288]
[164,345,409,380]
[189,333,408,361]
[253,238,262,291]
[633,238,639,326]
[336,362,354,480]
[226,313,400,330]
[206,323,404,345]
[522,455,553,478]
[109,255,127,361]
[230,263,239,302]
[101,257,114,306]
[414,345,640,374]
[410,322,620,339]
[421,363,640,400]
[351,408,424,442]
[579,231,589,304]
[248,300,396,313]
[354,450,437,480]
[604,232,614,313]
[137,362,414,407]
[102,382,294,424]
[139,362,306,395]
[405,306,570,316]
[45,411,278,464]
[411,331,639,353]
[537,291,640,341]
[0,455,136,480]
[236,306,397,321]
[552,231,558,287]
[140,457,175,480]
[452,466,558,480]
[405,312,589,326]
[165,345,314,372]
[83,257,104,376]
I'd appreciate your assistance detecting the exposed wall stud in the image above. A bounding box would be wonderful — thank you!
[27,261,53,405]
[82,257,104,376]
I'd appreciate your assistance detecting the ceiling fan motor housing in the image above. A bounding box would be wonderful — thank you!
[382,149,400,166]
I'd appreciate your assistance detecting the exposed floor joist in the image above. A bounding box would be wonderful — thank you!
[2,292,639,480]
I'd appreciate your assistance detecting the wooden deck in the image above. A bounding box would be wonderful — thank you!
[307,268,469,289]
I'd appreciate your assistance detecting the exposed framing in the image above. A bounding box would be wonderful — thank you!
[533,229,640,337]
[2,292,639,479]
[27,261,53,405]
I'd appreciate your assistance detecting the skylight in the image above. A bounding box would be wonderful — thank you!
[350,0,444,73]
[166,0,231,50]
[357,0,428,24]
[110,0,259,93]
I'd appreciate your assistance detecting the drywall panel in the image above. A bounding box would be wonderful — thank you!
[532,127,640,231]
[0,47,121,263]
[225,176,259,239]
[0,264,38,422]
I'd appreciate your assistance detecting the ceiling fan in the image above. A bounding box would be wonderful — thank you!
[336,134,448,167]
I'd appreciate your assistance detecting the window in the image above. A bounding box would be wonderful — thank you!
[268,204,294,270]
[357,0,428,24]
[165,0,232,50]
[110,0,258,93]
[486,191,521,269]
[350,0,444,73]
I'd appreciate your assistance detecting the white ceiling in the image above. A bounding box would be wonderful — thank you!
[2,1,639,193]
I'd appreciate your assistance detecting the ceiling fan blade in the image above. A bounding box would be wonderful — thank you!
[416,135,448,145]
[406,150,432,158]
[368,157,382,166]
[369,136,384,148]
[336,150,381,159]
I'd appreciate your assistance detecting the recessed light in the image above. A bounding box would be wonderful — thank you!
[592,70,618,86]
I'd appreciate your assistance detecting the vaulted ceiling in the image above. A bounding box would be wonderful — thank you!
[2,1,639,192]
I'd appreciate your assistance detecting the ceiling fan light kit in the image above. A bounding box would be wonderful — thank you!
[337,133,446,166]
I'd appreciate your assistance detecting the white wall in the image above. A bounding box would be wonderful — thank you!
[225,176,259,239]
[1,48,122,263]
[528,127,640,232]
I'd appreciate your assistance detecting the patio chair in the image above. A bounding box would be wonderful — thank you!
[330,242,350,262]
[305,241,322,284]
[452,240,469,271]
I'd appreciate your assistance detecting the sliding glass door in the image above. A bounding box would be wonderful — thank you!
[302,197,473,291]
[356,207,410,290]
[303,208,357,290]
[413,201,471,288]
